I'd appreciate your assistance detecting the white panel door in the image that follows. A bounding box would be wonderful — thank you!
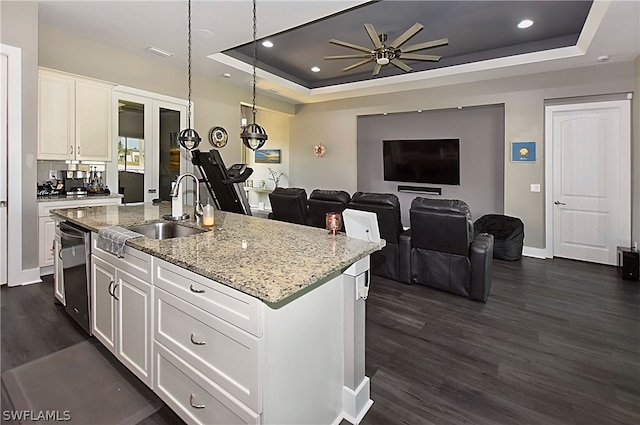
[0,53,7,285]
[550,101,631,265]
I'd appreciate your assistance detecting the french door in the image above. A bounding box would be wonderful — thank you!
[112,88,188,204]
[546,100,631,265]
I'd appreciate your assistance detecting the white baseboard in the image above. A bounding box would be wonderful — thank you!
[342,377,373,424]
[522,246,549,259]
[9,267,42,287]
[40,265,54,276]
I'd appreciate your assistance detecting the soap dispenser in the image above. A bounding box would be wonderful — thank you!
[203,198,215,227]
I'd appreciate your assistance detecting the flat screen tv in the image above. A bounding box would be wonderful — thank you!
[383,139,460,185]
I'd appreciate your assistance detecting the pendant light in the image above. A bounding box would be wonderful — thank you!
[240,0,268,151]
[177,0,201,150]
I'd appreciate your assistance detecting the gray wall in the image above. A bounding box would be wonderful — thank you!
[1,1,39,270]
[357,105,504,226]
[291,62,635,250]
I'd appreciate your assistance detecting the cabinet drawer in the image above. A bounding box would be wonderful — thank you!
[154,342,259,425]
[154,259,263,337]
[92,236,151,282]
[155,288,261,412]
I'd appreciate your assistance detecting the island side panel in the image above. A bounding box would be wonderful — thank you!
[262,274,344,425]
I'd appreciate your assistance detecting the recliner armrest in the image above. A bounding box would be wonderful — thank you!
[469,233,494,302]
[398,229,412,284]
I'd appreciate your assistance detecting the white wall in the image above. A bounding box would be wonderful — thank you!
[291,62,635,249]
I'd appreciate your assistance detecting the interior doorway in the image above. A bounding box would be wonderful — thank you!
[545,100,631,265]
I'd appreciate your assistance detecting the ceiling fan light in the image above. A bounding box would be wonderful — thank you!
[376,57,389,65]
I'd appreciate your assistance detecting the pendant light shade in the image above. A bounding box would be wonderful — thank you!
[178,0,201,151]
[241,0,268,151]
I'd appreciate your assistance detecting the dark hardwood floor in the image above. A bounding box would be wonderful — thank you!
[2,257,638,425]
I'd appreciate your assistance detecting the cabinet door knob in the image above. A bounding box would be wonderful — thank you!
[190,333,206,346]
[189,284,205,294]
[189,394,205,409]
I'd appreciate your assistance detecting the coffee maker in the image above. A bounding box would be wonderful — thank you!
[63,170,88,194]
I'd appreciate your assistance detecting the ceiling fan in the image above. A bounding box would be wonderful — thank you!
[324,23,448,76]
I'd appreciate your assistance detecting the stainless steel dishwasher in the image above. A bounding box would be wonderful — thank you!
[56,221,92,335]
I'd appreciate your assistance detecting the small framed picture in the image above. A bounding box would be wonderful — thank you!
[511,141,536,162]
[255,149,281,164]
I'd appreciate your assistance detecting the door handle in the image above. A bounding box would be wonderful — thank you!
[113,282,120,301]
[554,200,566,205]
[189,394,205,409]
[189,284,205,294]
[0,201,6,207]
[108,279,115,296]
[190,333,206,346]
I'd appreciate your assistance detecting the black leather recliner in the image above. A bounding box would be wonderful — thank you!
[400,198,494,302]
[268,187,310,225]
[348,192,408,282]
[307,189,351,230]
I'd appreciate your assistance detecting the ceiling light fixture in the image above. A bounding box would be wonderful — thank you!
[146,46,173,57]
[597,55,610,62]
[517,19,534,29]
[223,73,232,78]
[177,0,201,151]
[240,0,268,151]
[311,66,320,73]
[262,40,274,48]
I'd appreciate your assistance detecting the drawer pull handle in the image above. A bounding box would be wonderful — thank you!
[189,394,205,409]
[108,280,115,297]
[113,282,120,301]
[190,333,206,346]
[189,284,205,294]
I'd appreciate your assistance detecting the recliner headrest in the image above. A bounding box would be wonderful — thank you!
[309,189,351,205]
[351,192,399,209]
[411,198,472,221]
[271,187,307,199]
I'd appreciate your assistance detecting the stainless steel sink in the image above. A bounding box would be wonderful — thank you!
[126,222,206,240]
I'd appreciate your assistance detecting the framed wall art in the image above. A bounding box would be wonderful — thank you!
[511,141,536,162]
[255,149,281,164]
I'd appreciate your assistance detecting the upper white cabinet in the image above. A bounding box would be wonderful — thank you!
[38,68,114,161]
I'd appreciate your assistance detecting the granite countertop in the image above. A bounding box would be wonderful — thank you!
[38,193,123,202]
[51,203,384,305]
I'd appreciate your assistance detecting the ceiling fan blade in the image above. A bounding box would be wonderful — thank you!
[373,63,382,76]
[324,54,371,60]
[399,53,441,61]
[364,24,383,49]
[401,38,449,53]
[342,58,374,72]
[329,39,372,53]
[391,58,412,72]
[388,23,424,49]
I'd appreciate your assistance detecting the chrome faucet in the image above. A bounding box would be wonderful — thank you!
[170,173,203,224]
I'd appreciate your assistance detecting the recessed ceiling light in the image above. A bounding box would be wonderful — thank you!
[311,66,320,73]
[196,29,215,39]
[383,112,388,116]
[457,106,463,110]
[597,55,610,62]
[417,109,422,113]
[262,40,274,48]
[146,46,173,57]
[517,19,534,29]
[223,73,232,78]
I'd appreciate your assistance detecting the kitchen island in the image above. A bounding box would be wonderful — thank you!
[51,203,383,425]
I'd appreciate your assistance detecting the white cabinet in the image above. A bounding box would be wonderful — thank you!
[53,234,64,305]
[91,243,153,387]
[38,68,113,161]
[38,217,57,268]
[38,197,121,271]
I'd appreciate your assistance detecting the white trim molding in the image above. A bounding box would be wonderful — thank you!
[522,246,549,259]
[1,43,40,286]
